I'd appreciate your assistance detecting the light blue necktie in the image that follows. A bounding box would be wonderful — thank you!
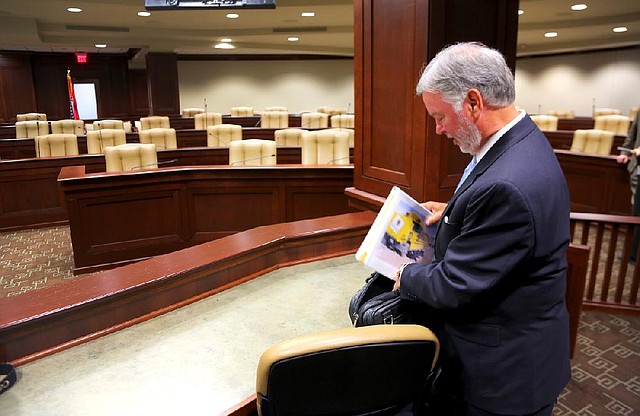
[456,156,477,192]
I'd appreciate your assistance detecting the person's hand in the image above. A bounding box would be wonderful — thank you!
[423,201,447,225]
[393,279,400,291]
[632,148,640,157]
[617,154,629,164]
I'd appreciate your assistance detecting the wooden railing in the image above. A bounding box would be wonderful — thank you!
[570,212,640,315]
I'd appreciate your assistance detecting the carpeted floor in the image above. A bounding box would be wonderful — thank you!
[1,226,639,414]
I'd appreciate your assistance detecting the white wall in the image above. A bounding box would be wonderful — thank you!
[515,48,640,117]
[178,59,354,114]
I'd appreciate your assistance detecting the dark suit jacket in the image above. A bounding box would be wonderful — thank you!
[400,114,572,414]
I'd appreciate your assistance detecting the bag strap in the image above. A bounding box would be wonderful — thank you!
[0,363,17,394]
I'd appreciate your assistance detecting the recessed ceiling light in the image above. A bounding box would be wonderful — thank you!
[613,26,628,33]
[221,38,232,43]
[95,44,107,48]
[301,12,315,17]
[288,36,299,42]
[138,11,151,17]
[518,9,524,15]
[215,43,235,49]
[571,4,587,11]
[544,32,558,38]
[67,7,82,13]
[226,13,239,19]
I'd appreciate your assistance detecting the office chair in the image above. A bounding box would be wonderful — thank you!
[138,127,177,150]
[15,120,49,138]
[593,107,622,117]
[34,134,79,157]
[530,115,558,132]
[231,106,254,117]
[93,119,125,131]
[104,143,158,172]
[256,324,440,416]
[569,129,615,155]
[207,124,242,147]
[16,112,47,122]
[274,128,307,146]
[301,111,329,128]
[317,106,347,116]
[594,114,631,136]
[261,111,289,128]
[229,139,276,166]
[50,119,85,135]
[139,116,170,131]
[87,129,127,154]
[331,113,355,128]
[325,127,355,147]
[194,112,223,130]
[182,107,205,117]
[301,129,351,164]
[547,109,575,119]
[265,106,288,112]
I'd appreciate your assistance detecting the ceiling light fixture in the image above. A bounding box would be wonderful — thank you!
[544,32,558,38]
[571,4,588,11]
[288,37,299,42]
[67,7,82,13]
[138,11,151,17]
[215,43,235,49]
[301,12,315,17]
[226,13,239,19]
[95,44,107,48]
[221,38,232,43]
[518,10,524,15]
[613,26,628,33]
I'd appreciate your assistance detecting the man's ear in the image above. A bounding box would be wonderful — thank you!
[465,89,483,118]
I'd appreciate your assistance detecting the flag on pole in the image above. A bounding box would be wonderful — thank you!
[67,69,80,120]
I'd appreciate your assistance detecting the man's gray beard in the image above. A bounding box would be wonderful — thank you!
[450,111,482,155]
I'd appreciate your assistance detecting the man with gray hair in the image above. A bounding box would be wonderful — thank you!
[394,42,571,415]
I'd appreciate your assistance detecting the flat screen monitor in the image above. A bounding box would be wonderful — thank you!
[145,0,276,10]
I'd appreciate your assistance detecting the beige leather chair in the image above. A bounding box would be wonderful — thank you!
[16,112,47,122]
[570,129,615,155]
[138,128,177,150]
[301,129,350,164]
[630,107,638,121]
[594,114,631,136]
[530,114,559,132]
[324,127,355,147]
[231,106,254,117]
[547,109,575,119]
[594,108,622,117]
[104,143,158,172]
[317,106,347,116]
[182,108,205,118]
[301,112,329,128]
[274,128,307,146]
[260,111,289,128]
[229,139,276,166]
[194,112,223,130]
[139,116,170,131]
[265,106,288,112]
[93,120,125,131]
[50,119,85,135]
[15,120,49,138]
[206,124,242,147]
[34,134,79,157]
[330,114,355,128]
[87,129,127,154]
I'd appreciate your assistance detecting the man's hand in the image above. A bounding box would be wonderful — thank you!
[423,201,447,225]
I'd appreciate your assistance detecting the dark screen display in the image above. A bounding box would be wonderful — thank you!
[145,0,276,10]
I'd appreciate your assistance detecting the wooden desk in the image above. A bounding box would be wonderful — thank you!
[557,117,595,131]
[58,164,356,273]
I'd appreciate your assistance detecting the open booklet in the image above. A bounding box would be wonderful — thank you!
[355,186,436,280]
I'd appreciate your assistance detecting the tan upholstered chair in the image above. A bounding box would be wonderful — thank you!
[15,120,49,138]
[104,143,158,172]
[547,109,575,119]
[265,106,288,112]
[317,106,347,116]
[87,129,127,154]
[301,129,350,165]
[301,112,329,128]
[324,127,354,147]
[93,120,125,131]
[570,129,615,155]
[231,106,254,117]
[530,115,559,132]
[182,108,205,117]
[138,128,177,150]
[50,119,85,135]
[194,112,223,130]
[330,114,355,128]
[630,107,638,121]
[139,116,170,131]
[594,108,622,117]
[229,139,276,166]
[16,113,47,122]
[594,114,631,136]
[274,128,307,146]
[34,134,79,157]
[260,111,289,128]
[206,124,242,147]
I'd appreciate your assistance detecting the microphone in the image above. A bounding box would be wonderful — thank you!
[130,158,178,171]
[347,102,351,113]
[230,154,276,166]
[254,117,262,127]
[326,155,353,164]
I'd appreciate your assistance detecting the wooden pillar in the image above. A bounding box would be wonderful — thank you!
[348,0,519,209]
[145,52,180,116]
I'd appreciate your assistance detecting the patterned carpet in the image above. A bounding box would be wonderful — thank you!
[1,226,639,414]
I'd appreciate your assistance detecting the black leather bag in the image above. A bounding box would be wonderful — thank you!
[349,272,420,327]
